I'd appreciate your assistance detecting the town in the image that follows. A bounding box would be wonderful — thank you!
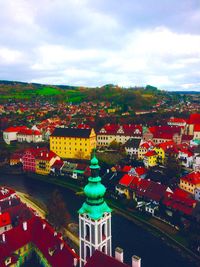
[0,84,200,267]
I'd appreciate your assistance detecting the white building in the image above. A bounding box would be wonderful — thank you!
[3,126,27,144]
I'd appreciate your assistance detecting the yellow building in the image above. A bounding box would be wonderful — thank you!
[35,151,60,175]
[50,128,96,160]
[143,151,158,168]
[180,171,200,195]
[138,141,154,160]
[153,141,175,165]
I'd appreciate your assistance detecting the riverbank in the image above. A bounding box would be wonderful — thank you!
[16,189,79,248]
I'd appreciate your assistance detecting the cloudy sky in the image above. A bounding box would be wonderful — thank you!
[0,0,200,91]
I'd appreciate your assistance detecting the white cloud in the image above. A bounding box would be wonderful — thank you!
[0,47,23,64]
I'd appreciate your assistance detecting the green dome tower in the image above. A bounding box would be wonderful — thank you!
[78,155,112,266]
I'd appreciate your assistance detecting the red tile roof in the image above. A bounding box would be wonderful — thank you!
[163,192,197,215]
[134,167,147,177]
[144,151,157,157]
[85,250,130,267]
[4,126,27,133]
[194,124,200,132]
[99,124,142,136]
[168,118,186,123]
[156,141,175,151]
[0,212,11,227]
[119,174,133,187]
[0,216,79,267]
[179,148,193,157]
[180,171,200,185]
[35,150,57,161]
[188,113,200,125]
[17,128,42,136]
[0,187,16,202]
[121,165,132,173]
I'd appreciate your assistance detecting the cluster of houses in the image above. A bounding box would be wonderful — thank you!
[0,186,79,266]
[115,164,199,221]
[96,114,200,169]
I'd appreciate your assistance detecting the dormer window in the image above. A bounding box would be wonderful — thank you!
[48,247,56,256]
[5,257,11,266]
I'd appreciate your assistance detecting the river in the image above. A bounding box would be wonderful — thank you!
[0,173,198,267]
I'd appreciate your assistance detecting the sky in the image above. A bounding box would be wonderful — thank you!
[0,0,200,91]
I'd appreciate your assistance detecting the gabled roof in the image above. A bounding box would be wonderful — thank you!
[178,148,193,157]
[17,128,42,136]
[163,192,197,215]
[180,171,200,185]
[85,250,130,267]
[144,151,157,157]
[156,141,175,151]
[119,174,133,187]
[36,150,58,161]
[144,182,167,202]
[121,166,132,173]
[134,167,147,177]
[0,187,16,201]
[0,216,79,267]
[3,126,27,133]
[51,127,92,138]
[99,124,142,136]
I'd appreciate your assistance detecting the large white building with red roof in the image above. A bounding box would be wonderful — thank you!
[97,124,142,147]
[3,126,28,144]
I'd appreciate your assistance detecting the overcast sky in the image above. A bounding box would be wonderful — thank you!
[0,0,200,91]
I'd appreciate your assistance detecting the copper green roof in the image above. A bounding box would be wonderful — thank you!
[78,155,112,220]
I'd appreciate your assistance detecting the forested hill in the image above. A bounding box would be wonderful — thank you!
[0,80,163,110]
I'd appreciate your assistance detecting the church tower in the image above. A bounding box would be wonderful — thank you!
[78,155,112,266]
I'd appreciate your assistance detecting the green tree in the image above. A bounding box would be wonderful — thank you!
[164,154,181,180]
[46,190,70,231]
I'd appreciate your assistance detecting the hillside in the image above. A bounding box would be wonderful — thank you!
[0,80,163,110]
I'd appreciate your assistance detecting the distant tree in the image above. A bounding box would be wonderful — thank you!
[164,155,181,180]
[46,190,70,231]
[109,140,120,150]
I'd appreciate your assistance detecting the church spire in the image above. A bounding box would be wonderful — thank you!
[78,154,111,220]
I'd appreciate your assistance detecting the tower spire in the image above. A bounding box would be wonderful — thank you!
[78,154,111,220]
[78,154,112,266]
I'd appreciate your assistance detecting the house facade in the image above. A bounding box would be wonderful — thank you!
[50,128,96,160]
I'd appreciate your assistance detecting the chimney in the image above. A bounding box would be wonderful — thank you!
[60,242,64,250]
[2,233,6,242]
[43,223,46,229]
[115,247,124,262]
[23,221,27,231]
[73,258,78,266]
[132,255,141,267]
